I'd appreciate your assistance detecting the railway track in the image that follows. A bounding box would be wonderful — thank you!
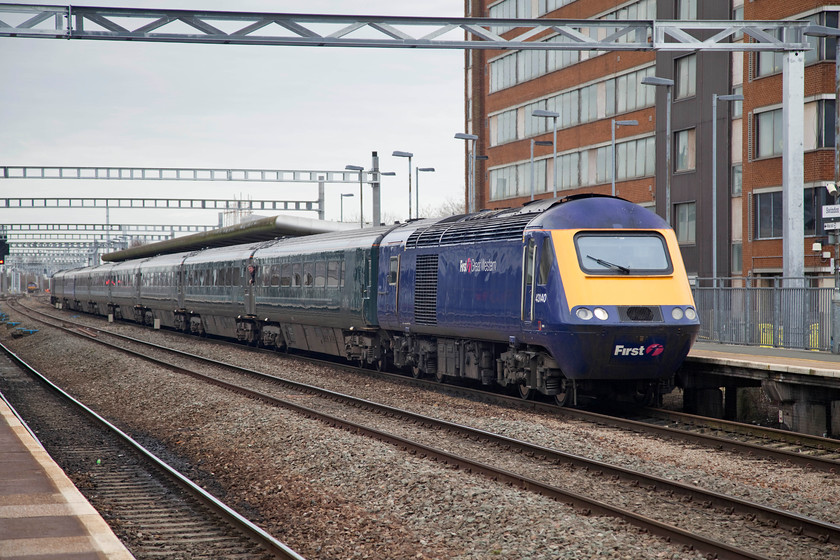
[628,407,840,461]
[8,298,840,559]
[0,338,304,560]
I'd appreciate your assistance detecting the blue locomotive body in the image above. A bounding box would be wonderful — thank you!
[373,196,698,403]
[50,195,699,405]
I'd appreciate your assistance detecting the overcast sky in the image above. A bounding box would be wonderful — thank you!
[0,1,465,229]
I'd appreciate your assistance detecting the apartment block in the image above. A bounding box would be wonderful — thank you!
[465,0,839,282]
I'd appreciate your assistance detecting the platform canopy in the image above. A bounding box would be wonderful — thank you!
[102,214,357,262]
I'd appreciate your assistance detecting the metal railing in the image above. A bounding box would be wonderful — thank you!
[692,277,836,351]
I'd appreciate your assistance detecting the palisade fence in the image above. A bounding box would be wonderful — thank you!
[692,277,836,351]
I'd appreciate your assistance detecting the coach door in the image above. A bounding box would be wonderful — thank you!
[521,237,537,324]
[243,259,257,316]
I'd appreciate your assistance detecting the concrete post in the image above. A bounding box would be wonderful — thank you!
[782,51,805,284]
[371,151,381,227]
[317,177,325,221]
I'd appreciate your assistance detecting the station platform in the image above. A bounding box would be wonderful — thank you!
[688,341,840,379]
[682,341,840,436]
[0,396,134,559]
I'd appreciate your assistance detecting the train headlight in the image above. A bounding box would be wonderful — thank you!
[576,307,593,320]
[685,307,697,321]
[594,307,609,320]
[671,307,684,320]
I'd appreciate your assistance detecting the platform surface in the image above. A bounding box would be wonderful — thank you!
[0,394,135,559]
[689,341,840,378]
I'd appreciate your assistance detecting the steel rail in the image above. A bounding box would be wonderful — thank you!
[636,407,840,454]
[11,299,838,552]
[0,336,306,560]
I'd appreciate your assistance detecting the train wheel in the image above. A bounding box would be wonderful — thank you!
[434,369,446,384]
[633,383,658,407]
[518,383,535,400]
[376,354,390,372]
[411,366,423,379]
[554,380,570,407]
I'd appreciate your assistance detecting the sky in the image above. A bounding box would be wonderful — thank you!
[0,1,466,233]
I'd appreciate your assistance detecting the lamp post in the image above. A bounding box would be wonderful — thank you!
[340,193,354,223]
[345,165,365,228]
[392,151,414,220]
[532,109,559,197]
[455,133,479,213]
[416,167,435,218]
[611,119,638,196]
[711,93,744,281]
[641,76,674,224]
[530,139,553,201]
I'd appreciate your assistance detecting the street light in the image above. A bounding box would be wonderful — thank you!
[530,139,553,201]
[712,93,744,281]
[340,193,354,223]
[532,109,559,197]
[611,119,638,196]
[641,76,675,224]
[455,133,479,213]
[415,167,435,218]
[392,151,414,220]
[345,165,365,228]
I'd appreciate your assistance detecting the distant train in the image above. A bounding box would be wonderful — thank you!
[26,282,39,294]
[50,195,700,406]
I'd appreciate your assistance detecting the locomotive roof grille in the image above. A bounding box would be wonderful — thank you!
[406,214,536,248]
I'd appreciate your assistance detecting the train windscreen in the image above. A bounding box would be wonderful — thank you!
[574,232,673,275]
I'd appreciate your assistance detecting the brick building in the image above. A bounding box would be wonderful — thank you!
[464,0,839,284]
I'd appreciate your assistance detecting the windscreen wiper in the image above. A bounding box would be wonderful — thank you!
[586,255,630,274]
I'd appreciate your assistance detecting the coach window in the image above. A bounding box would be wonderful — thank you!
[388,256,399,285]
[292,263,302,287]
[303,263,314,287]
[280,263,292,287]
[315,262,326,288]
[327,261,340,288]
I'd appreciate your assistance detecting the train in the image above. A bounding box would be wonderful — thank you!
[50,195,700,406]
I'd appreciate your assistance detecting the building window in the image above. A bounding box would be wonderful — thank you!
[675,202,696,244]
[732,85,743,119]
[677,0,696,20]
[805,186,830,236]
[675,128,696,172]
[756,33,783,77]
[754,187,828,239]
[754,191,782,239]
[731,164,742,196]
[579,84,598,123]
[818,99,836,149]
[731,243,742,275]
[492,109,518,146]
[675,54,696,100]
[756,109,783,159]
[606,66,656,117]
[732,5,744,41]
